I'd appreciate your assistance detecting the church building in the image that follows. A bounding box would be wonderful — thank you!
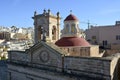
[55,13,100,57]
[33,9,100,57]
[7,9,120,80]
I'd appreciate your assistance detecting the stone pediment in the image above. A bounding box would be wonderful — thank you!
[26,41,67,69]
[27,41,66,55]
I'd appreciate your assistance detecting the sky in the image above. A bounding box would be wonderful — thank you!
[0,0,120,30]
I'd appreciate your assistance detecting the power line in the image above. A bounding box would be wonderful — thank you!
[80,20,97,29]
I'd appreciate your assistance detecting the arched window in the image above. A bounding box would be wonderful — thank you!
[71,24,75,33]
[65,24,69,33]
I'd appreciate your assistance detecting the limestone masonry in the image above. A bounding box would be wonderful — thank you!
[7,9,120,80]
[7,41,120,80]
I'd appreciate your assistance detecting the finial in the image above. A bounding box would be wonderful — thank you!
[57,12,60,17]
[43,9,46,14]
[48,9,50,13]
[34,11,37,16]
[70,10,72,14]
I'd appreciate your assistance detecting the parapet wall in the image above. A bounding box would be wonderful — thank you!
[8,51,30,63]
[64,54,120,80]
[64,56,111,79]
[8,50,120,80]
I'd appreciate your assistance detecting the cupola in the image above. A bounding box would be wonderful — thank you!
[61,13,80,38]
[64,14,78,21]
[55,13,90,47]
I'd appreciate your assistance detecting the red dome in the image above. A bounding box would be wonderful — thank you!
[55,37,90,47]
[64,14,78,21]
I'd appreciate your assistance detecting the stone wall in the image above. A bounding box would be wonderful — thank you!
[111,44,120,49]
[8,63,95,80]
[60,45,100,57]
[8,51,29,63]
[7,42,120,80]
[8,50,120,80]
[104,49,120,57]
[64,56,112,79]
[110,54,120,80]
[90,45,99,56]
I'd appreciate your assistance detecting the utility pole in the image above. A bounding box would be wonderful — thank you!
[80,20,97,29]
[88,20,90,29]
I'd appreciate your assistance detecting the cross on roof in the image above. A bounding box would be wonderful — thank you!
[70,10,72,14]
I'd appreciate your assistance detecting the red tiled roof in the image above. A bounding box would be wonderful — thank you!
[64,14,78,21]
[55,37,90,47]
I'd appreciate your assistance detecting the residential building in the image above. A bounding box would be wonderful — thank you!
[0,32,10,41]
[85,21,120,49]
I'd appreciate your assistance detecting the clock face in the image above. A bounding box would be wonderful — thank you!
[39,50,49,63]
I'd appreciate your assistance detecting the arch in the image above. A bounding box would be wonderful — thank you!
[38,25,42,40]
[52,26,57,40]
[65,24,69,33]
[71,24,75,33]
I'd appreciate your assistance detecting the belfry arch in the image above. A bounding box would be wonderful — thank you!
[52,26,57,40]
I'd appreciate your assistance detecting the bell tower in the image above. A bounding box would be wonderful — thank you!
[32,9,61,43]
